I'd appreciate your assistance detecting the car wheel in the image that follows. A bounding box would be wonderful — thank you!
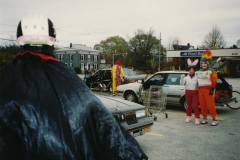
[181,97,188,110]
[124,91,138,103]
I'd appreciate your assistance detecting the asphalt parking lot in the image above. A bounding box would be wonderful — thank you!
[88,76,240,160]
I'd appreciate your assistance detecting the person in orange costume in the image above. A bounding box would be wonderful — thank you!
[196,50,218,126]
[111,61,125,96]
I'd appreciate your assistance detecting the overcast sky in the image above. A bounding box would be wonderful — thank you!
[1,0,240,49]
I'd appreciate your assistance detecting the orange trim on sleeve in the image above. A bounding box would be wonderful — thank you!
[210,71,218,88]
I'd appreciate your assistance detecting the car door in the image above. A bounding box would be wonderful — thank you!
[163,73,185,105]
[140,73,166,101]
[91,70,105,82]
[142,73,166,90]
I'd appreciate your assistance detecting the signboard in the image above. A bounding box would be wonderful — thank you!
[180,51,204,56]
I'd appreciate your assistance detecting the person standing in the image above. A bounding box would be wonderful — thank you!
[180,58,200,125]
[111,61,125,96]
[90,67,95,75]
[0,14,147,159]
[196,50,218,126]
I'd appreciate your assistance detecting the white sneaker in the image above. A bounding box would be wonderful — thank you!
[185,116,191,123]
[201,118,208,124]
[195,118,200,125]
[211,120,218,126]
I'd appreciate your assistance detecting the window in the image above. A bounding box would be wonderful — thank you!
[70,54,73,61]
[94,64,98,70]
[81,55,84,61]
[148,74,165,85]
[93,70,105,79]
[94,55,97,61]
[69,63,73,67]
[58,55,63,61]
[105,70,112,79]
[88,55,91,61]
[81,63,84,70]
[166,74,181,85]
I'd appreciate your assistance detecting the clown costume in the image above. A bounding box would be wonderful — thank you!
[111,61,125,96]
[196,50,218,126]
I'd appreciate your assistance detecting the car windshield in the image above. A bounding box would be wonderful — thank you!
[146,74,166,86]
[123,69,137,76]
[93,70,105,79]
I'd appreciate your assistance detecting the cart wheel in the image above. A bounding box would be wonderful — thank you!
[154,116,157,121]
[165,114,168,118]
[149,112,152,117]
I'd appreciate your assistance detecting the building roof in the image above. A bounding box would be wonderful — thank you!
[55,44,100,53]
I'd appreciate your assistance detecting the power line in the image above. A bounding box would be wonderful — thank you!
[0,23,16,27]
[0,38,17,41]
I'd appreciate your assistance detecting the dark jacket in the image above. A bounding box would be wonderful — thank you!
[0,50,147,160]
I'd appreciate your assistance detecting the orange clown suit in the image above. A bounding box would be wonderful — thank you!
[197,69,218,119]
[196,50,218,120]
[111,61,124,94]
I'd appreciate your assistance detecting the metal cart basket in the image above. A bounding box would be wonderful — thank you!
[143,86,168,121]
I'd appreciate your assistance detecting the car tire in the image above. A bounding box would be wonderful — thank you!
[124,91,138,103]
[181,97,187,110]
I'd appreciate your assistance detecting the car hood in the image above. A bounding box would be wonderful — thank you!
[125,75,146,80]
[117,82,142,92]
[96,95,145,111]
[210,57,240,71]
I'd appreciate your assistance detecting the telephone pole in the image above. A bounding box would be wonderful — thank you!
[159,32,161,71]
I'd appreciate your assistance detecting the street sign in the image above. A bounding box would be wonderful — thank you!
[180,51,204,56]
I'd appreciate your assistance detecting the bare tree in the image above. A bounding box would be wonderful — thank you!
[127,28,165,70]
[166,36,182,50]
[202,25,226,49]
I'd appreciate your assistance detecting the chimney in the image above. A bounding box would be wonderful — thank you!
[70,43,72,48]
[187,43,190,46]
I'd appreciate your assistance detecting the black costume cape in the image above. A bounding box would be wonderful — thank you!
[0,50,147,160]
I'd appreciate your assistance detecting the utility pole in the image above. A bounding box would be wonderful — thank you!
[159,32,161,71]
[112,53,127,66]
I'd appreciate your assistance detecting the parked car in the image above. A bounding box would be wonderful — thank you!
[84,68,146,92]
[117,57,240,110]
[95,94,153,136]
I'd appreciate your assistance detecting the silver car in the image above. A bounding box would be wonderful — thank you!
[117,71,190,109]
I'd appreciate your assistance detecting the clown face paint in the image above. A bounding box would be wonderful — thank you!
[201,63,208,70]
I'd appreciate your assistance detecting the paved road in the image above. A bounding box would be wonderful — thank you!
[141,78,240,160]
[89,77,240,160]
[136,105,240,160]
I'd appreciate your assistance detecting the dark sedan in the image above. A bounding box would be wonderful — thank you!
[84,68,146,92]
[96,94,153,136]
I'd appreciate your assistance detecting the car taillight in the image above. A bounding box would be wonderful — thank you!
[129,80,136,83]
[229,85,233,97]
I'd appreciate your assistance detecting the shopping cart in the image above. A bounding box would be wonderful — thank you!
[143,85,168,121]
